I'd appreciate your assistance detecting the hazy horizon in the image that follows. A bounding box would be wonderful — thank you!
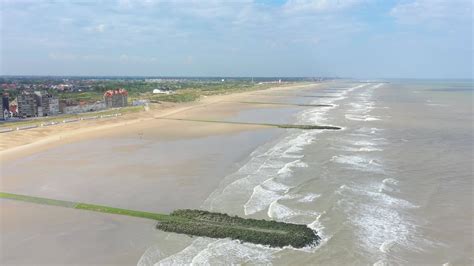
[1,0,472,79]
[1,75,473,81]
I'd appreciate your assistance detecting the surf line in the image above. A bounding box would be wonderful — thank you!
[154,117,341,130]
[222,101,333,107]
[0,192,320,248]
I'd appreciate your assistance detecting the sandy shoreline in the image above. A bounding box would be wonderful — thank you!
[0,83,317,162]
[0,82,321,265]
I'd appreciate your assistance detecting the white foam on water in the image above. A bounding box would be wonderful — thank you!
[382,178,399,185]
[332,83,425,261]
[334,85,420,259]
[358,147,382,152]
[307,216,323,232]
[345,114,381,121]
[330,155,384,173]
[277,159,308,177]
[157,238,213,265]
[244,184,285,215]
[149,83,381,265]
[261,177,292,192]
[378,178,400,192]
[347,102,376,114]
[336,145,382,152]
[137,245,165,266]
[299,107,331,124]
[353,140,378,146]
[260,131,316,157]
[334,137,386,153]
[378,184,395,193]
[190,239,276,265]
[267,200,300,220]
[281,153,304,159]
[354,202,413,253]
[356,127,383,134]
[204,134,311,213]
[367,190,417,208]
[297,193,321,203]
[338,184,416,209]
[301,213,331,253]
[347,132,371,138]
[372,83,385,89]
[334,184,349,196]
[426,102,449,107]
[155,238,278,266]
[344,84,387,126]
[267,200,319,220]
[373,259,388,266]
[244,159,308,215]
[336,184,419,257]
[379,240,396,253]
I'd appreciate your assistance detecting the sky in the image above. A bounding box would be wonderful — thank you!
[0,0,472,78]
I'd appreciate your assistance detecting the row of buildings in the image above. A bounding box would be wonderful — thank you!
[1,88,128,120]
[17,91,60,117]
[104,89,128,108]
[1,89,128,120]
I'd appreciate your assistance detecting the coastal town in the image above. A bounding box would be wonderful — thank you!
[0,78,138,120]
[0,76,325,123]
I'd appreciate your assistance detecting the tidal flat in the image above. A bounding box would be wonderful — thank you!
[0,84,316,265]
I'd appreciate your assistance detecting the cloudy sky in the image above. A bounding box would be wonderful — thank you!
[0,0,472,78]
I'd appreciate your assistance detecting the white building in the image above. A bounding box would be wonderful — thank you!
[153,89,172,94]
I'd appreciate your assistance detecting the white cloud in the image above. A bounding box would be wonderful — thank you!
[184,55,194,65]
[84,24,106,33]
[49,52,78,60]
[49,53,107,61]
[283,0,368,13]
[117,0,159,9]
[119,54,129,62]
[390,0,472,25]
[119,54,158,63]
[5,0,470,77]
[95,24,106,32]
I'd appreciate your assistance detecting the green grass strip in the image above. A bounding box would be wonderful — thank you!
[156,117,341,130]
[0,192,78,208]
[0,192,173,222]
[74,203,175,222]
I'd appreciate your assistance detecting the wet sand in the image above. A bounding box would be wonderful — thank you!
[0,83,320,265]
[1,200,163,265]
[0,83,314,159]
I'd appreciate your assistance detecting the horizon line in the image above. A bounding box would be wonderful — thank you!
[0,75,472,81]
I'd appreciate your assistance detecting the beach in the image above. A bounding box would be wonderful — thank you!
[1,80,472,265]
[0,82,318,264]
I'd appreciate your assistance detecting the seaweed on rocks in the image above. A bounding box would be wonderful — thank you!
[157,209,320,248]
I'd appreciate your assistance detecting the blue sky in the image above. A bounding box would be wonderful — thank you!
[1,0,472,78]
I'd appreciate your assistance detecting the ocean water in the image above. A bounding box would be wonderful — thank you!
[138,80,473,265]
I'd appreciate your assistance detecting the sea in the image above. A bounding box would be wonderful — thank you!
[138,80,473,265]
